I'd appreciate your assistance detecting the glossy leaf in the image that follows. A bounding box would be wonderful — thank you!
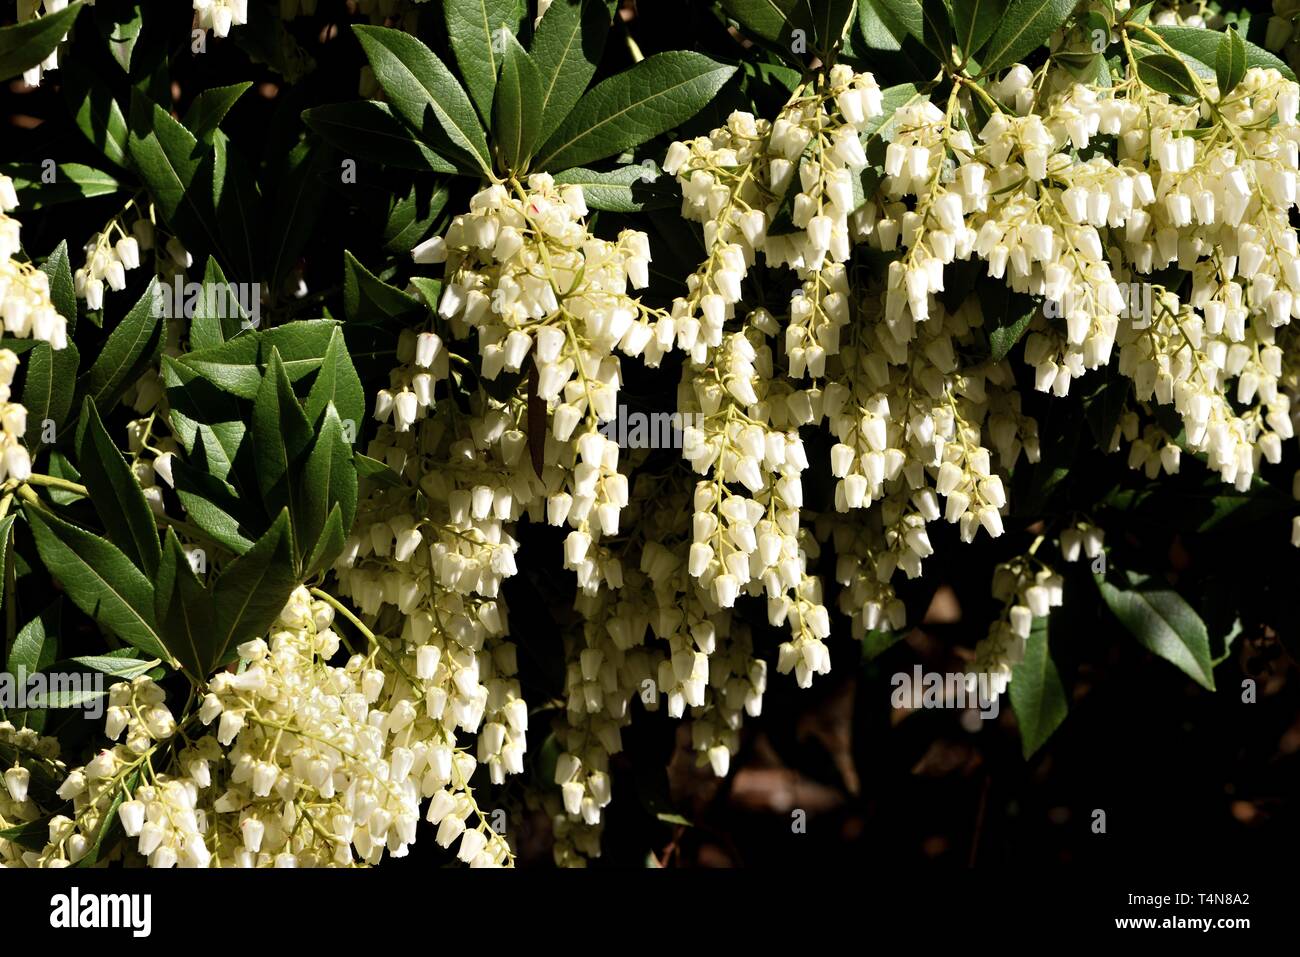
[77,396,162,576]
[534,53,736,172]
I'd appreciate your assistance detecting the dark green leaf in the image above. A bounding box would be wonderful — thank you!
[8,600,59,677]
[384,181,451,253]
[22,341,79,452]
[298,404,357,562]
[353,25,492,176]
[172,334,262,400]
[69,650,160,679]
[61,58,129,168]
[1009,615,1069,758]
[252,349,313,539]
[305,327,366,433]
[863,628,904,661]
[39,240,77,332]
[355,452,406,489]
[184,82,252,143]
[343,249,422,323]
[305,503,345,577]
[952,0,1005,59]
[210,510,298,665]
[80,279,163,411]
[980,0,1077,74]
[77,396,161,576]
[153,528,214,680]
[1097,570,1216,690]
[187,257,245,350]
[1136,53,1197,97]
[978,283,1037,361]
[126,93,228,266]
[302,101,458,173]
[0,162,121,210]
[445,0,522,124]
[533,0,614,146]
[534,52,737,172]
[494,32,544,172]
[23,505,170,663]
[172,461,256,554]
[1216,26,1246,95]
[862,0,953,61]
[97,0,143,73]
[552,162,676,212]
[0,1,86,83]
[260,320,337,382]
[1148,24,1294,82]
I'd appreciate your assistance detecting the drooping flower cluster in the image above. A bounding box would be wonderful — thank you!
[0,174,71,482]
[23,589,515,867]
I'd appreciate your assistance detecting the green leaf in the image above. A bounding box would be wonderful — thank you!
[1009,615,1069,758]
[187,257,245,350]
[352,25,492,176]
[1136,53,1197,97]
[343,250,422,323]
[251,348,312,548]
[863,0,953,61]
[260,321,337,382]
[0,819,50,851]
[0,162,121,210]
[980,0,1077,74]
[80,280,163,412]
[977,283,1037,361]
[8,601,59,677]
[0,1,86,84]
[298,404,358,563]
[1215,26,1246,96]
[172,463,256,554]
[355,452,405,489]
[952,0,1005,59]
[814,0,858,54]
[302,101,457,173]
[184,82,252,143]
[78,768,139,866]
[863,628,904,661]
[77,397,161,576]
[61,58,129,168]
[153,528,215,680]
[445,0,521,124]
[171,334,262,401]
[1148,24,1294,83]
[532,0,614,146]
[126,93,227,267]
[97,0,144,73]
[494,32,544,172]
[534,52,737,172]
[39,240,77,331]
[23,505,171,664]
[70,649,160,679]
[552,163,676,212]
[0,514,13,622]
[384,181,451,253]
[210,510,298,666]
[305,327,366,433]
[1097,570,1216,690]
[22,341,80,452]
[304,503,345,577]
